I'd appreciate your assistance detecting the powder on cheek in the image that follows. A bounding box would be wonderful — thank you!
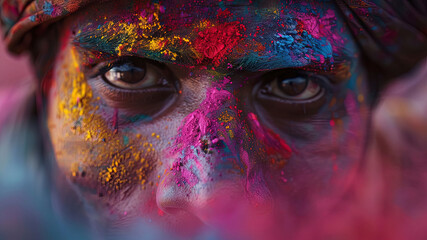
[247,112,292,162]
[54,47,157,197]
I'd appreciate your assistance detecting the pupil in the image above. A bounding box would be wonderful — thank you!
[106,62,146,84]
[279,77,308,96]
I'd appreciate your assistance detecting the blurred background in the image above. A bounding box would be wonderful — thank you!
[0,37,32,130]
[0,38,30,83]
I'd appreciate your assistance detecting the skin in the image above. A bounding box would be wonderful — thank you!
[45,0,370,238]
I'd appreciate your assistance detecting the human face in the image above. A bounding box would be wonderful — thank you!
[46,0,369,238]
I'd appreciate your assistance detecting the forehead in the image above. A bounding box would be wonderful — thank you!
[71,0,357,72]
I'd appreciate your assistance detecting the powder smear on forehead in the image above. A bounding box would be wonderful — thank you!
[74,1,347,71]
[75,2,191,63]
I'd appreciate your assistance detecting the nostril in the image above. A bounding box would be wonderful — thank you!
[156,172,207,236]
[156,171,191,214]
[156,189,189,214]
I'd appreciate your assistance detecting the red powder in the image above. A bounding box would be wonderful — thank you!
[112,108,118,132]
[194,22,244,66]
[216,8,232,19]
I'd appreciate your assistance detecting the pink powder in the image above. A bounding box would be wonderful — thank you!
[247,112,292,159]
[294,9,345,53]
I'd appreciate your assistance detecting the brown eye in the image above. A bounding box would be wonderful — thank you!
[102,58,166,89]
[268,72,321,101]
[104,62,146,85]
[255,70,327,117]
[279,77,307,96]
[90,57,179,116]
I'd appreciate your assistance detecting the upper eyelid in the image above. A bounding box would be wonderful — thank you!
[261,68,329,81]
[86,56,150,78]
[87,63,111,79]
[88,58,337,88]
[257,69,334,94]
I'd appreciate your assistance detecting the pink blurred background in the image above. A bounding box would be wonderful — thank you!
[0,38,32,131]
[0,38,31,85]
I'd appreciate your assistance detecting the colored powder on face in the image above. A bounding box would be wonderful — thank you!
[193,21,245,66]
[170,86,234,158]
[74,1,354,72]
[165,79,249,187]
[69,116,158,196]
[171,80,275,204]
[240,29,333,70]
[55,47,156,197]
[57,46,93,123]
[75,3,191,63]
[96,134,156,195]
[247,112,292,159]
[122,114,152,123]
[293,9,345,53]
[236,9,341,71]
[165,76,289,201]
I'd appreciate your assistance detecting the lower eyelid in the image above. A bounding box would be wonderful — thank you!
[88,76,178,114]
[258,88,326,105]
[90,77,175,98]
[271,80,321,100]
[255,89,328,118]
[253,73,330,117]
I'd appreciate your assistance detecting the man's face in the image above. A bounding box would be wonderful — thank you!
[46,0,369,237]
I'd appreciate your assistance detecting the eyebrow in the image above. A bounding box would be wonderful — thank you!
[72,9,352,72]
[73,34,350,74]
[72,29,196,66]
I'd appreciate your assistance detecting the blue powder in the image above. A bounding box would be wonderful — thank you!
[123,136,129,145]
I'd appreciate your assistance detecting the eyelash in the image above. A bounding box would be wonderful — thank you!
[90,57,139,79]
[88,55,335,118]
[259,70,333,98]
[251,69,334,118]
[86,56,181,117]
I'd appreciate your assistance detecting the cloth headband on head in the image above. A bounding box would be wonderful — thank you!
[0,0,107,53]
[335,0,427,81]
[0,0,426,79]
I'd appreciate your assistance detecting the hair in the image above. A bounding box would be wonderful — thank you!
[28,21,63,82]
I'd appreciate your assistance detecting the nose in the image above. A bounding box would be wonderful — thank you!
[156,86,234,213]
[156,165,197,214]
[156,85,274,218]
[156,140,217,215]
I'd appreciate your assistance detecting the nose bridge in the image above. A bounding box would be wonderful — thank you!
[156,86,247,212]
[169,85,241,164]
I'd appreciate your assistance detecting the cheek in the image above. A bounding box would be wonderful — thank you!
[47,47,160,201]
[277,91,370,192]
